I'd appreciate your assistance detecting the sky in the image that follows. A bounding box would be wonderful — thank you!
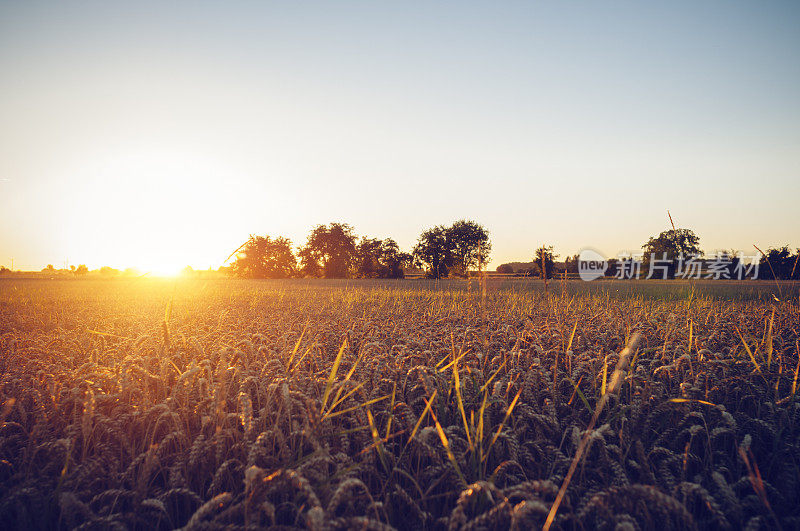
[1,1,798,273]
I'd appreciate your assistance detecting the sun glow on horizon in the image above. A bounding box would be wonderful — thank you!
[141,263,185,278]
[51,147,253,275]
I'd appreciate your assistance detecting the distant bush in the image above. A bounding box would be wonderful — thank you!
[99,266,119,277]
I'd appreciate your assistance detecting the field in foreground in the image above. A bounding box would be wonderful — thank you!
[0,279,798,530]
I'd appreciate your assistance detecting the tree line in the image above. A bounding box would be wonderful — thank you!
[7,225,796,281]
[0,264,90,276]
[224,219,491,279]
[496,228,800,280]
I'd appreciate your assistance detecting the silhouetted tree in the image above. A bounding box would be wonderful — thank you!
[74,264,88,276]
[356,238,382,278]
[413,225,451,279]
[232,235,297,278]
[708,250,741,280]
[0,266,9,275]
[397,251,414,275]
[605,258,619,277]
[447,220,491,277]
[759,246,798,280]
[413,221,492,279]
[299,223,358,278]
[641,228,702,279]
[496,264,514,274]
[42,264,55,272]
[356,237,408,278]
[533,246,558,279]
[564,254,579,275]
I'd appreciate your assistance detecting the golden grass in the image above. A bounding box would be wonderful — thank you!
[0,278,797,529]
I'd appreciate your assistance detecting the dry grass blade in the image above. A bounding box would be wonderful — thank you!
[766,308,774,371]
[286,324,307,371]
[328,348,364,413]
[485,389,521,459]
[406,389,438,445]
[385,382,397,439]
[737,327,763,376]
[478,358,507,395]
[566,376,592,414]
[754,243,783,300]
[438,349,469,373]
[477,389,488,463]
[543,332,641,531]
[323,382,365,418]
[427,396,466,486]
[322,393,390,420]
[738,446,780,527]
[566,319,578,351]
[668,398,718,407]
[453,358,472,449]
[367,409,389,472]
[321,337,348,414]
[600,353,608,396]
[222,237,252,265]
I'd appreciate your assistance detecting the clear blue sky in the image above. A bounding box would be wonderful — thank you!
[1,1,798,272]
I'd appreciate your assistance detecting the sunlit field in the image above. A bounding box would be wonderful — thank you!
[0,278,798,529]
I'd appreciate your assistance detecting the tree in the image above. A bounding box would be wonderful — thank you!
[413,220,492,279]
[564,254,579,275]
[524,264,541,277]
[0,266,9,275]
[99,266,119,277]
[708,250,741,280]
[496,264,514,274]
[74,264,88,276]
[356,238,382,278]
[232,235,297,278]
[533,245,558,279]
[42,264,55,272]
[446,220,491,277]
[641,228,702,279]
[299,223,358,278]
[605,258,619,277]
[413,225,451,279]
[759,246,797,280]
[356,237,408,278]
